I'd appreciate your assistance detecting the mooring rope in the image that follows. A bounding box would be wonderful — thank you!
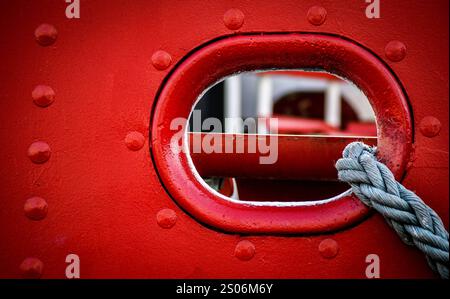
[336,142,449,279]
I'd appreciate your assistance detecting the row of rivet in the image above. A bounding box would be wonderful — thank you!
[148,8,411,69]
[20,23,59,279]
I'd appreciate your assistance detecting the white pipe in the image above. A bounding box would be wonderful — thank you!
[224,76,242,133]
[256,76,273,134]
[324,82,341,128]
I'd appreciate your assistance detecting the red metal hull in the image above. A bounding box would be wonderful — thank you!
[0,0,447,278]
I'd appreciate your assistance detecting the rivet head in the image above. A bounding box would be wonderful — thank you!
[20,258,44,279]
[234,240,255,261]
[34,24,57,47]
[307,6,327,26]
[385,41,407,62]
[419,116,441,138]
[151,50,172,70]
[125,131,145,151]
[28,141,51,164]
[32,85,55,107]
[223,9,245,30]
[156,208,177,229]
[319,238,339,259]
[24,197,48,221]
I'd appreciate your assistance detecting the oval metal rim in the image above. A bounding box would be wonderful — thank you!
[150,33,413,234]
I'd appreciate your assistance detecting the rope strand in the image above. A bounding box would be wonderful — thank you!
[336,142,449,279]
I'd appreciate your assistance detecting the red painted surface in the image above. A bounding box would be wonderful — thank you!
[345,122,378,136]
[190,133,376,180]
[0,0,448,278]
[257,70,343,81]
[267,116,339,134]
[235,179,349,202]
[264,116,377,136]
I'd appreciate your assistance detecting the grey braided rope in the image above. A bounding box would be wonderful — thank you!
[335,142,449,279]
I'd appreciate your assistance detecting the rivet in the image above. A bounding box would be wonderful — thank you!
[28,141,51,164]
[125,131,145,151]
[223,9,245,30]
[34,24,57,47]
[234,240,255,261]
[24,197,48,221]
[307,6,327,26]
[32,85,55,108]
[385,40,407,62]
[318,238,339,259]
[156,208,177,229]
[151,50,172,70]
[20,257,44,279]
[419,116,441,138]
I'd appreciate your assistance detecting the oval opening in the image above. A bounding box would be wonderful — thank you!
[186,69,377,202]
